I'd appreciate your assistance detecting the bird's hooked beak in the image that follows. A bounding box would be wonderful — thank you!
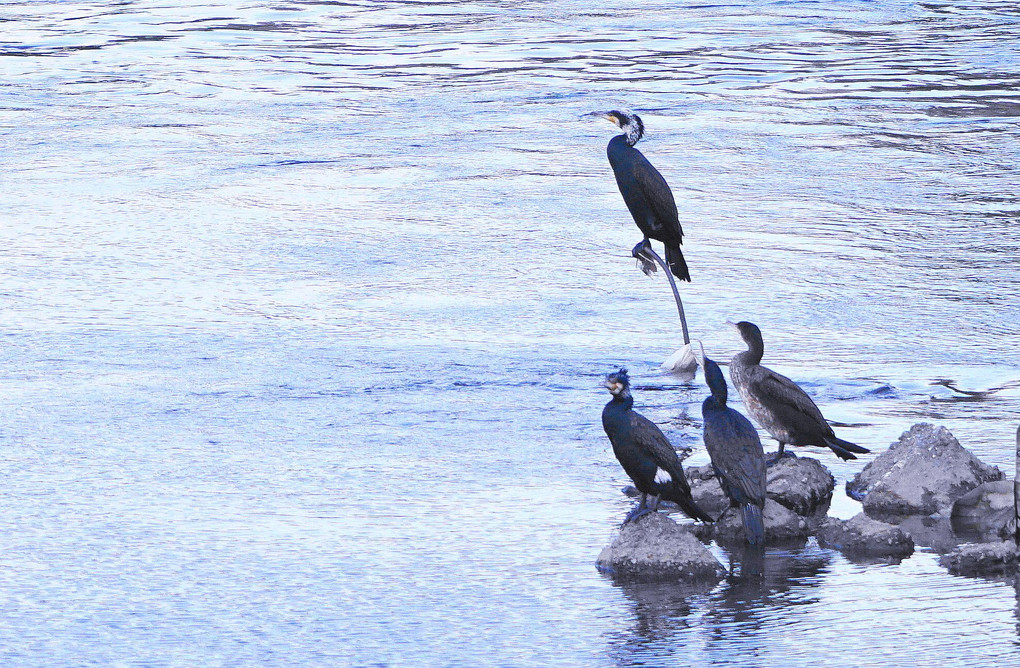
[604,379,623,394]
[692,340,708,369]
[584,111,621,127]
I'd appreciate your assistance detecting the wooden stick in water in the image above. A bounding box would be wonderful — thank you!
[635,244,690,345]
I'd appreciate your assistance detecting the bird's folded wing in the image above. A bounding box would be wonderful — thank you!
[633,161,680,226]
[629,413,689,482]
[749,370,828,425]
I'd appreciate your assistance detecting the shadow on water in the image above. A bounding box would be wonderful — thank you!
[929,378,1020,403]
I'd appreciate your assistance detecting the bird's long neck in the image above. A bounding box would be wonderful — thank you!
[702,395,726,415]
[710,384,727,407]
[739,336,764,365]
[603,391,634,444]
[705,365,728,406]
[607,134,632,157]
[612,391,633,410]
[604,391,633,419]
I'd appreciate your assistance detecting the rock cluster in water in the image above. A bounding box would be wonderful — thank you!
[846,423,1004,519]
[599,422,1020,580]
[687,455,834,544]
[939,541,1019,576]
[848,423,1019,577]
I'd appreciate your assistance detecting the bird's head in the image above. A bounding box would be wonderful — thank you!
[604,368,631,396]
[728,320,762,345]
[692,341,709,372]
[728,320,764,358]
[602,110,644,146]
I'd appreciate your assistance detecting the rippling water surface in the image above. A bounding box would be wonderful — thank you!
[3,0,1020,665]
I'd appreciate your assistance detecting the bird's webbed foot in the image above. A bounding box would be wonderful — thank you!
[622,505,655,525]
[622,495,654,525]
[766,448,797,466]
[631,240,656,276]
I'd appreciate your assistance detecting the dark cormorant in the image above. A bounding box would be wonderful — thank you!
[601,369,713,524]
[694,345,766,545]
[728,321,870,462]
[601,111,691,282]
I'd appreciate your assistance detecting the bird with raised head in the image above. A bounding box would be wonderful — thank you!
[601,368,713,525]
[694,345,766,545]
[600,110,690,282]
[728,321,870,462]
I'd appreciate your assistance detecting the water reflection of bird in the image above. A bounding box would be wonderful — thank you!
[599,111,690,282]
[702,546,830,649]
[728,321,869,462]
[602,369,713,524]
[694,346,766,545]
[607,546,830,665]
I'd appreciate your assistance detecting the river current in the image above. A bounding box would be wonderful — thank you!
[2,1,1020,665]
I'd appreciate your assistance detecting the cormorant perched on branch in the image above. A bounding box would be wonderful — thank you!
[600,111,691,282]
[601,369,713,525]
[694,345,766,545]
[728,321,870,462]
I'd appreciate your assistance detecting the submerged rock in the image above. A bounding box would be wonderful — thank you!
[950,479,1015,539]
[711,498,812,544]
[767,456,835,516]
[846,423,1003,519]
[596,512,725,582]
[939,540,1020,576]
[816,513,914,559]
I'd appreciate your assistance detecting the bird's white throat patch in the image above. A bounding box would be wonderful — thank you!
[653,468,672,485]
[625,124,642,146]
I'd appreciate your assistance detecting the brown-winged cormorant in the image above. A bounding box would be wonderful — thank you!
[601,111,691,282]
[728,321,870,462]
[694,345,766,545]
[601,369,713,524]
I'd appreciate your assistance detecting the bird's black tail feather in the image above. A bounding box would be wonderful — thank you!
[665,244,691,282]
[669,483,715,523]
[824,436,870,460]
[742,502,765,545]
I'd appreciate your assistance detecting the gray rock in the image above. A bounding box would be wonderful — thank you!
[895,515,960,553]
[845,423,1003,519]
[711,498,811,543]
[767,456,835,516]
[950,479,1015,539]
[596,512,726,581]
[685,464,731,520]
[816,513,914,558]
[939,540,1020,576]
[685,458,834,526]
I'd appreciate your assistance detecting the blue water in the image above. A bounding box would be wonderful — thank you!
[3,0,1020,665]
